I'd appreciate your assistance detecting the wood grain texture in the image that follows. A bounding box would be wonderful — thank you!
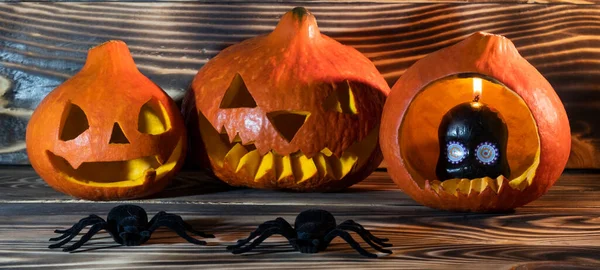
[0,168,599,269]
[0,2,599,168]
[3,0,600,5]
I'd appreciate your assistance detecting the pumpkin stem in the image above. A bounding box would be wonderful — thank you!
[82,40,139,74]
[269,7,321,43]
[291,7,309,20]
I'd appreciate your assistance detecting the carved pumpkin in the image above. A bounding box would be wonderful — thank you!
[182,7,390,191]
[26,41,186,200]
[380,32,571,212]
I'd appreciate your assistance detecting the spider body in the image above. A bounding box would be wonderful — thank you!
[228,209,392,258]
[106,205,151,246]
[292,209,337,253]
[49,204,214,252]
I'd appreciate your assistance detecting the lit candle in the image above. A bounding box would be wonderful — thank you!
[435,77,511,181]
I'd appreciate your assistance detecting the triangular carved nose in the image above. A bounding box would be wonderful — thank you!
[267,111,310,142]
[109,123,130,144]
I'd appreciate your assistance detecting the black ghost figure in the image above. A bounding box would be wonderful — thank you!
[436,101,510,181]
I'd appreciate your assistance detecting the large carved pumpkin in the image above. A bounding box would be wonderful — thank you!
[380,32,571,212]
[26,41,186,200]
[183,7,390,191]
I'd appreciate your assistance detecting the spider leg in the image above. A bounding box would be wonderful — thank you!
[146,218,208,245]
[60,223,106,252]
[323,229,379,258]
[229,222,278,249]
[227,218,293,250]
[336,225,393,253]
[51,215,104,238]
[49,218,106,248]
[228,227,288,254]
[148,212,214,238]
[146,211,167,226]
[338,220,390,244]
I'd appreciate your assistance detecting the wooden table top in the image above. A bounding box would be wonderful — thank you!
[0,167,599,269]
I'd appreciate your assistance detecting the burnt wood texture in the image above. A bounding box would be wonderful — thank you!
[0,168,599,269]
[0,2,599,168]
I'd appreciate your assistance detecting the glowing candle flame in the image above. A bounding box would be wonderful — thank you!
[473,77,482,102]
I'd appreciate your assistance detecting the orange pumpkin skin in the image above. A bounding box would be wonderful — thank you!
[183,7,389,191]
[26,41,186,200]
[380,32,571,212]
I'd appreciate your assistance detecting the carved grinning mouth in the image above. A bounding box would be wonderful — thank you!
[46,138,183,187]
[198,113,379,184]
[426,147,540,196]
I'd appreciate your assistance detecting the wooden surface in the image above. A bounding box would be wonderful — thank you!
[0,2,599,167]
[0,167,599,269]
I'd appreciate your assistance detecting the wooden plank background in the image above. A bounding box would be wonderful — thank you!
[0,1,599,168]
[0,167,599,269]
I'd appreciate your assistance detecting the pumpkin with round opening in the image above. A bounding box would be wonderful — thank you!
[182,7,390,191]
[26,41,187,201]
[380,32,571,212]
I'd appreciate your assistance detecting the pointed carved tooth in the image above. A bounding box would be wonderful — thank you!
[314,153,326,178]
[440,179,460,196]
[496,175,506,192]
[274,154,293,181]
[142,168,157,184]
[255,152,275,181]
[291,154,318,184]
[457,179,471,195]
[329,152,358,180]
[469,178,489,194]
[429,180,442,193]
[219,126,228,134]
[314,153,335,179]
[236,150,262,179]
[197,113,231,168]
[338,154,358,179]
[232,133,243,143]
[483,177,499,193]
[224,143,248,171]
[320,148,333,157]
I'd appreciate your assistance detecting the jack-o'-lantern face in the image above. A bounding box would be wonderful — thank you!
[183,7,390,191]
[26,41,186,200]
[380,33,571,212]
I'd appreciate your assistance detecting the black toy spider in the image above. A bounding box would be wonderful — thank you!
[49,204,214,252]
[227,209,392,258]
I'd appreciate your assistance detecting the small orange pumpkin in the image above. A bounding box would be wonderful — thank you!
[183,7,390,191]
[380,32,571,212]
[26,41,186,200]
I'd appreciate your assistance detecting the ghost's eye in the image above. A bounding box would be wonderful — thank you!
[475,142,499,165]
[446,141,467,164]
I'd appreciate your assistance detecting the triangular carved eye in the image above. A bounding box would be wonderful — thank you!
[219,73,257,109]
[267,111,310,142]
[59,102,89,141]
[109,123,130,144]
[322,80,358,114]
